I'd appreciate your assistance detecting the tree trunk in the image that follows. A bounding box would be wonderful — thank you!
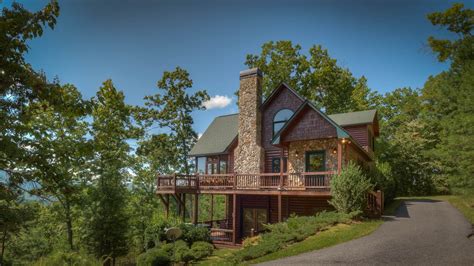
[65,202,74,250]
[1,225,7,264]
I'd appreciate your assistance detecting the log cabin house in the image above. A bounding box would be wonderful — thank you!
[156,68,382,246]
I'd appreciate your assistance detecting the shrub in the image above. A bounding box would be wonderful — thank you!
[232,211,356,262]
[190,241,214,260]
[34,251,101,266]
[144,220,173,249]
[242,235,261,248]
[329,162,373,214]
[136,248,171,266]
[179,223,211,244]
[368,161,397,204]
[173,240,194,263]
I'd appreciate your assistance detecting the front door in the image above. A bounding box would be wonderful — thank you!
[242,208,268,237]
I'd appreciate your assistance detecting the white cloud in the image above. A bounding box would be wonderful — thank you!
[203,95,232,110]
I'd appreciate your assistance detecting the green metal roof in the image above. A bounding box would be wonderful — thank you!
[189,114,238,156]
[328,109,377,126]
[189,109,377,156]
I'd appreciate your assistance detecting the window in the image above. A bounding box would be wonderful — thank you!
[219,159,227,174]
[196,157,206,174]
[305,151,326,172]
[271,157,287,173]
[207,156,218,174]
[273,109,294,136]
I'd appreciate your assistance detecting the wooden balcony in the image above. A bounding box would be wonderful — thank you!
[156,172,334,196]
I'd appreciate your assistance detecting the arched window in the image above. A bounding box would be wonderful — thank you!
[273,109,293,136]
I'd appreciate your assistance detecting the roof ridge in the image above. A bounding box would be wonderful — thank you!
[215,113,239,118]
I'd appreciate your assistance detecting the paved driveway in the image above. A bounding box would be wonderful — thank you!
[258,200,474,265]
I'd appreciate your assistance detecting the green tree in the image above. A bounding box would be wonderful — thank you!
[143,67,209,174]
[421,3,474,191]
[245,41,379,113]
[23,84,91,250]
[86,80,136,263]
[128,133,177,253]
[0,1,60,182]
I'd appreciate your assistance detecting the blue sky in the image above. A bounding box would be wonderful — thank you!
[3,0,471,135]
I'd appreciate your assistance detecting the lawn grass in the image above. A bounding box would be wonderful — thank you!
[246,220,383,265]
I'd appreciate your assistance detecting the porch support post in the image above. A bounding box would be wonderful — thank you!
[193,194,198,224]
[210,194,214,222]
[337,140,343,174]
[278,194,282,223]
[165,194,170,219]
[279,148,284,188]
[182,194,186,222]
[232,193,237,245]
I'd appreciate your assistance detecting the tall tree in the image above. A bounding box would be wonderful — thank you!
[0,1,60,180]
[421,3,474,191]
[245,41,379,114]
[143,67,209,174]
[86,80,135,263]
[24,84,91,250]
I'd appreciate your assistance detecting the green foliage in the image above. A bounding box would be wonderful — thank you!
[368,161,397,204]
[179,223,212,244]
[232,211,355,263]
[141,67,209,174]
[136,248,171,266]
[190,241,214,260]
[245,40,380,114]
[84,80,133,259]
[329,163,373,214]
[144,220,174,249]
[33,251,101,266]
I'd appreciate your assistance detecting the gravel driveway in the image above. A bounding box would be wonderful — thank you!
[258,200,474,265]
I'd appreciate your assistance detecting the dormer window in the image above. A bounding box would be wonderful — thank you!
[273,109,294,136]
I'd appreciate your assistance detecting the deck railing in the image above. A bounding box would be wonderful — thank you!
[157,172,335,192]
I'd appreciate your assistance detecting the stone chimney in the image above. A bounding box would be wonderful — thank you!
[234,68,265,174]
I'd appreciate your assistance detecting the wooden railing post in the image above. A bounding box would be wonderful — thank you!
[173,173,176,191]
[233,173,237,189]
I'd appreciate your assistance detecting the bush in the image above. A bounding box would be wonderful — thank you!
[242,235,261,248]
[329,162,373,214]
[173,240,194,263]
[232,211,355,263]
[179,223,211,244]
[144,220,173,249]
[34,251,101,266]
[368,161,397,204]
[190,241,214,260]
[136,248,171,266]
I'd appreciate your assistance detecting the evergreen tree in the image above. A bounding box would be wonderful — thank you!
[86,80,136,263]
[143,67,209,174]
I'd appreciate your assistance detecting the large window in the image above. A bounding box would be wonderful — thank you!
[273,109,294,136]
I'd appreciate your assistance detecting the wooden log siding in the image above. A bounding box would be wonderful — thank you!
[281,106,337,143]
[343,125,369,147]
[261,85,304,150]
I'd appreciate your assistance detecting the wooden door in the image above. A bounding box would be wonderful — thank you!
[242,208,268,237]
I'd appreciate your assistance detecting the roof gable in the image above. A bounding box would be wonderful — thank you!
[189,114,238,156]
[272,101,350,145]
[261,83,305,110]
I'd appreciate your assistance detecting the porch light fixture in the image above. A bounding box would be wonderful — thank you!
[332,148,337,154]
[341,138,347,144]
